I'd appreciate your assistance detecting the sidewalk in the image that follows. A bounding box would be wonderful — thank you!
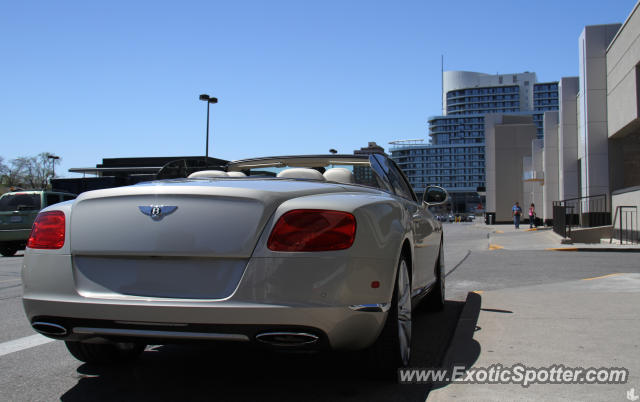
[480,223,640,252]
[428,274,640,401]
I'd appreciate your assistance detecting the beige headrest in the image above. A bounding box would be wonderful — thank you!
[276,168,325,181]
[188,170,228,178]
[323,168,354,184]
[226,171,247,177]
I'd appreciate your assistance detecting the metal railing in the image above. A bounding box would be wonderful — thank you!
[552,194,610,238]
[610,206,638,245]
[552,204,574,238]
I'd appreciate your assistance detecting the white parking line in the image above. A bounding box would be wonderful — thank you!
[0,334,55,358]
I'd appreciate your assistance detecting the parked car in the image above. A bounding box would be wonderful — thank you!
[22,154,448,374]
[0,190,76,256]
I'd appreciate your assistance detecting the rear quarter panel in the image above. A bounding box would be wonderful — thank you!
[21,201,75,300]
[246,191,411,304]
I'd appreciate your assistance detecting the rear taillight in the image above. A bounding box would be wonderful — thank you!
[27,211,66,249]
[267,209,356,252]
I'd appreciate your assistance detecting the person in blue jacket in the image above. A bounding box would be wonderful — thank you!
[512,201,522,229]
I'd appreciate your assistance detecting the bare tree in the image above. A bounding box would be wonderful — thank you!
[6,153,61,190]
[0,156,24,188]
[0,156,7,178]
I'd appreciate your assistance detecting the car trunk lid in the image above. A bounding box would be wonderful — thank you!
[68,179,346,300]
[69,179,345,258]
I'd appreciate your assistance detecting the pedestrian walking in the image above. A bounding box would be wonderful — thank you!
[529,203,536,228]
[512,201,522,229]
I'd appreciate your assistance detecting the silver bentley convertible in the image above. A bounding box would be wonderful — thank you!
[22,153,448,373]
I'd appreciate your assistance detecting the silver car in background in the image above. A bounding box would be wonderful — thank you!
[22,154,448,374]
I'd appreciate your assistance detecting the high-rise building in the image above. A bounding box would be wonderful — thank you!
[440,71,537,115]
[390,70,558,211]
[533,82,560,138]
[353,141,387,156]
[353,142,387,185]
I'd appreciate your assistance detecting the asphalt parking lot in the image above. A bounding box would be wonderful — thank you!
[1,223,639,401]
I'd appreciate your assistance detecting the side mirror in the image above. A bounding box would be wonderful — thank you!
[423,186,448,206]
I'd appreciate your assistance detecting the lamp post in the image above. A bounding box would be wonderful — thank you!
[47,154,60,189]
[199,94,218,167]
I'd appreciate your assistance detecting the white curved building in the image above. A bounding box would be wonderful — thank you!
[442,71,538,116]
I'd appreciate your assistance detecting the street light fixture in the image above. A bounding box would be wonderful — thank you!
[199,94,218,166]
[47,154,60,189]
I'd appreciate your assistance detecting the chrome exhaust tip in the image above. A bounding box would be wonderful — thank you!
[32,322,68,336]
[256,332,319,347]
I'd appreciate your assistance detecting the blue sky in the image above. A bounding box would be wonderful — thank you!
[0,0,637,177]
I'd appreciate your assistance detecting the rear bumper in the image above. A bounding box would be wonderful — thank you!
[28,315,333,350]
[24,300,385,350]
[22,252,394,351]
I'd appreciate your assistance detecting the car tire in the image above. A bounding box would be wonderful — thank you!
[366,254,412,377]
[424,241,445,311]
[0,247,17,257]
[65,341,146,364]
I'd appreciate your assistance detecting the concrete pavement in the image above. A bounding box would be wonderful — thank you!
[429,274,640,401]
[428,224,640,401]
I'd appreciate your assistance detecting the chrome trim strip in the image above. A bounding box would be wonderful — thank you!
[72,327,249,342]
[114,321,188,327]
[348,303,391,312]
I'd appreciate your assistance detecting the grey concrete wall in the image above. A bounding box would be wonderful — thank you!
[608,134,626,192]
[484,114,501,214]
[609,131,640,191]
[606,3,640,192]
[543,111,560,221]
[485,115,537,222]
[611,187,640,232]
[607,2,640,138]
[570,226,613,243]
[558,77,580,200]
[622,133,640,187]
[526,139,544,219]
[522,156,533,218]
[578,24,621,200]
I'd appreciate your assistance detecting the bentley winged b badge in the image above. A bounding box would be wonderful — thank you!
[138,205,178,220]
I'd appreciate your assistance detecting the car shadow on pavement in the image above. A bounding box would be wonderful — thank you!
[429,291,482,391]
[59,300,466,402]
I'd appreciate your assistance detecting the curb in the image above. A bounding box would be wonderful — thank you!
[545,247,640,252]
